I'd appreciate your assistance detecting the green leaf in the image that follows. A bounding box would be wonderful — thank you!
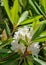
[40,0,46,13]
[17,11,29,25]
[27,56,33,65]
[0,49,9,53]
[3,60,18,65]
[22,59,28,65]
[40,31,46,36]
[2,0,13,24]
[28,0,40,15]
[31,22,45,41]
[22,0,27,7]
[20,15,42,25]
[33,0,46,17]
[19,0,27,8]
[24,59,28,65]
[3,0,19,25]
[4,20,11,36]
[0,53,20,65]
[32,36,46,42]
[0,61,6,64]
[0,38,13,49]
[32,20,40,31]
[1,57,19,65]
[32,31,46,42]
[33,57,46,65]
[11,0,19,24]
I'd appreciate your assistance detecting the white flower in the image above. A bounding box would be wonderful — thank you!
[27,42,40,57]
[11,26,40,56]
[11,39,26,54]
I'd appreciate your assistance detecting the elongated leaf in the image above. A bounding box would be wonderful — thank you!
[40,0,46,13]
[22,0,27,7]
[27,56,33,65]
[19,0,27,8]
[0,49,9,53]
[1,57,19,65]
[2,0,13,24]
[33,57,46,65]
[33,0,46,17]
[40,31,46,36]
[0,38,13,49]
[19,0,24,7]
[32,36,46,42]
[11,0,19,24]
[24,59,28,65]
[22,59,28,65]
[20,15,42,25]
[28,0,40,15]
[31,23,45,41]
[17,11,29,25]
[32,21,40,31]
[4,21,11,36]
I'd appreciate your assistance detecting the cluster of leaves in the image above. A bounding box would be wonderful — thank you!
[0,0,46,65]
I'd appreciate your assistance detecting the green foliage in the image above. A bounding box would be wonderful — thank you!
[3,0,19,25]
[40,0,46,14]
[2,0,13,24]
[33,57,46,65]
[0,0,46,65]
[17,11,29,25]
[28,0,40,15]
[11,0,19,24]
[4,20,11,36]
[0,38,13,49]
[31,22,45,41]
[27,56,33,65]
[20,15,42,25]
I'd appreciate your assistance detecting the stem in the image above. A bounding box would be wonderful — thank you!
[10,25,18,37]
[18,58,23,65]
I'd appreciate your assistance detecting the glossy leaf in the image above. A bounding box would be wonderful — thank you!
[3,0,19,25]
[0,38,13,49]
[33,0,46,17]
[32,36,46,42]
[20,15,42,25]
[0,49,9,53]
[1,54,19,65]
[17,11,29,25]
[11,0,19,24]
[31,22,45,41]
[32,20,40,31]
[4,21,11,36]
[27,56,33,65]
[19,0,27,8]
[22,59,28,65]
[28,0,40,15]
[40,0,46,13]
[33,57,46,65]
[2,0,13,24]
[40,31,46,36]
